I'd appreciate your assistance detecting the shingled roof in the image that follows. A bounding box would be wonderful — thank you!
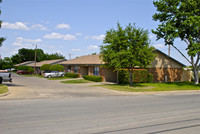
[60,54,104,65]
[28,59,66,67]
[14,61,34,66]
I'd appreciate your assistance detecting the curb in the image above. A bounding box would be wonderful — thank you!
[0,89,11,97]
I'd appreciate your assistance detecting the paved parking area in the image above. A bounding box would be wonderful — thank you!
[0,73,123,100]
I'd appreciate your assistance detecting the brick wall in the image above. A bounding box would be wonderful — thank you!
[148,68,183,82]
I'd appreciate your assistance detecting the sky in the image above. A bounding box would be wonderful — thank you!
[0,0,190,65]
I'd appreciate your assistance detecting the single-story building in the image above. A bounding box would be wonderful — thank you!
[59,54,117,82]
[15,59,66,74]
[60,49,190,82]
[149,49,188,82]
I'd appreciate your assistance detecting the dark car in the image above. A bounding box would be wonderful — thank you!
[17,70,30,75]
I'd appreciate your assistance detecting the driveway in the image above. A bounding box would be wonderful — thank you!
[1,73,123,100]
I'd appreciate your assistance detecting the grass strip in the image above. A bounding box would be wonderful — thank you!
[0,84,9,94]
[61,79,93,84]
[96,82,200,92]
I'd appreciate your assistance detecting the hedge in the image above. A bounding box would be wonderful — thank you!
[118,69,153,84]
[17,66,31,71]
[83,75,103,82]
[28,68,34,73]
[65,73,79,78]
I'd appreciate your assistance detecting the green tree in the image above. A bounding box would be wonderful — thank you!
[100,23,155,86]
[18,48,45,62]
[0,57,13,70]
[0,0,5,47]
[11,54,22,65]
[44,53,65,60]
[152,0,200,84]
[49,64,64,71]
[40,64,51,71]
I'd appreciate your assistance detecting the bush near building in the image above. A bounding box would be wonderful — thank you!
[49,64,64,71]
[65,73,79,78]
[28,68,34,74]
[17,66,31,71]
[118,69,153,84]
[83,75,103,82]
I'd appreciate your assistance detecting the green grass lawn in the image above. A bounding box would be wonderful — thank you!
[0,84,9,94]
[61,79,93,84]
[97,82,200,92]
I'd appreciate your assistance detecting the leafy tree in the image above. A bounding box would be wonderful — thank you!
[40,64,51,71]
[100,23,155,86]
[0,0,5,47]
[49,64,64,71]
[18,48,45,62]
[0,57,13,69]
[44,53,65,60]
[11,54,22,65]
[152,0,200,84]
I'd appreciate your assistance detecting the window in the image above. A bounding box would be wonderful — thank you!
[93,66,99,76]
[74,66,79,74]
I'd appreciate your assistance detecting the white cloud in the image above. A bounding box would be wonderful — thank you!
[75,33,83,36]
[154,44,165,48]
[12,37,42,48]
[31,24,48,31]
[2,22,30,30]
[86,34,105,40]
[149,35,155,39]
[44,32,77,40]
[56,23,71,29]
[16,37,42,43]
[71,49,82,52]
[87,45,99,50]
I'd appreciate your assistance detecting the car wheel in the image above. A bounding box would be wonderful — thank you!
[0,77,2,84]
[61,74,65,77]
[47,75,52,78]
[19,73,22,75]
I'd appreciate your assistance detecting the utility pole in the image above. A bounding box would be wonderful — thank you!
[168,45,170,56]
[34,44,37,75]
[68,53,73,60]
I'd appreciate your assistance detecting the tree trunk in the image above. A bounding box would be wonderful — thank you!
[129,66,133,87]
[193,66,199,84]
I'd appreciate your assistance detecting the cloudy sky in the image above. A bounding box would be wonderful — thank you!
[0,0,189,65]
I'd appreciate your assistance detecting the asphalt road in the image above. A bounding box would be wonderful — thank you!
[0,73,200,134]
[1,73,124,99]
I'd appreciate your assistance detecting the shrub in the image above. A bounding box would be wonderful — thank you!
[40,64,51,71]
[147,73,153,83]
[132,69,149,83]
[49,64,64,71]
[118,70,129,84]
[118,69,153,84]
[28,68,34,74]
[83,75,102,82]
[18,66,31,71]
[65,73,79,78]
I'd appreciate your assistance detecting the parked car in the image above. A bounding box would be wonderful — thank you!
[17,70,30,75]
[5,68,15,72]
[43,71,65,78]
[0,70,12,84]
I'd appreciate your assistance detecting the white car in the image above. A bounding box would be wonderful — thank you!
[43,71,65,78]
